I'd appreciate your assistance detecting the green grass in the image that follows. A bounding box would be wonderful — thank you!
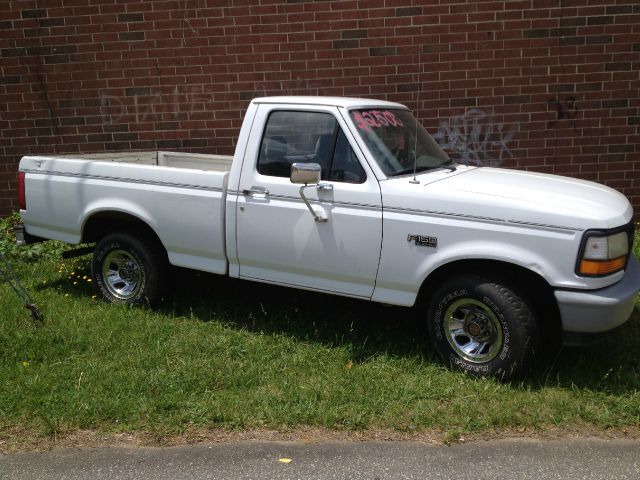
[1,215,639,441]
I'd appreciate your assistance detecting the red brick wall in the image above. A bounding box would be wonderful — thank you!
[1,0,639,216]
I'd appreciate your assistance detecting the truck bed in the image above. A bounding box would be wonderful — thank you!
[19,150,232,275]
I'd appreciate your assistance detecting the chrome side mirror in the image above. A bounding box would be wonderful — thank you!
[290,162,321,185]
[290,162,327,223]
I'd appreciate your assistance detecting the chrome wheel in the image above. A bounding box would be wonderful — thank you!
[101,249,143,300]
[444,298,503,363]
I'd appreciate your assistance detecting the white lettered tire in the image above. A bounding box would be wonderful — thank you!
[427,274,539,380]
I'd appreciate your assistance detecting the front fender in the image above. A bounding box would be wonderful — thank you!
[419,240,554,285]
[372,218,582,306]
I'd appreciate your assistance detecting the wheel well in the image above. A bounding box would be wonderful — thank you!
[418,259,561,335]
[82,211,164,249]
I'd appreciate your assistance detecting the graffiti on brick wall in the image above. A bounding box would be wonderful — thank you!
[433,109,519,167]
[548,96,578,128]
[95,80,313,125]
[94,76,344,126]
[98,85,221,124]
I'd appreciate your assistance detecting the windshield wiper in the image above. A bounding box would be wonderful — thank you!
[441,160,457,172]
[390,165,436,177]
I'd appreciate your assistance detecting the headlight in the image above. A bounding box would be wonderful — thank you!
[578,229,631,276]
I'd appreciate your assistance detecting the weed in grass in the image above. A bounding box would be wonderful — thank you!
[37,412,65,439]
[0,212,66,263]
[443,428,463,445]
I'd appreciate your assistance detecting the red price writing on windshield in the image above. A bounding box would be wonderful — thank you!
[353,110,404,131]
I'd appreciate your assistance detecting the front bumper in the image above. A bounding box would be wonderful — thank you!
[555,256,640,338]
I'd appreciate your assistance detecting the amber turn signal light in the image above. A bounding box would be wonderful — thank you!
[579,256,626,276]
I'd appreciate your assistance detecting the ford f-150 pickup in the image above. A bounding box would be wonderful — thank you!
[16,96,640,378]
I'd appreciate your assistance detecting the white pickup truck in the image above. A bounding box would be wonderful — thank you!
[16,96,640,378]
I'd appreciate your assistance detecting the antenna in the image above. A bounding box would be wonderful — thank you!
[409,44,421,184]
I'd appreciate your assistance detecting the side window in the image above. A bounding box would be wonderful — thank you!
[257,110,366,184]
[258,111,337,178]
[328,129,367,184]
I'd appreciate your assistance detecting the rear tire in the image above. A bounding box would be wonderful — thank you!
[92,231,168,306]
[427,274,539,380]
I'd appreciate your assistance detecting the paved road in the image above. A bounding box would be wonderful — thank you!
[1,438,639,480]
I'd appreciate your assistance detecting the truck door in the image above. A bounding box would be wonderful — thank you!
[235,105,383,299]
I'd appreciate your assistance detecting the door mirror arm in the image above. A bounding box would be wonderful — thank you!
[290,163,328,223]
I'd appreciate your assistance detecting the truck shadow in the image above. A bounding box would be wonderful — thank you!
[43,265,640,393]
[156,268,640,394]
[158,268,434,365]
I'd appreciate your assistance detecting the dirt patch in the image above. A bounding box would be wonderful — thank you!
[2,424,639,454]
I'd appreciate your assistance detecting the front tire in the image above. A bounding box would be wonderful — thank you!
[92,231,168,306]
[427,274,539,380]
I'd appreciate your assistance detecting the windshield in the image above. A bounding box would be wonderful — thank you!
[349,109,450,176]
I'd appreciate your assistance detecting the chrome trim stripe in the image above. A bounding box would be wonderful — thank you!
[248,191,381,211]
[268,193,378,209]
[506,219,582,232]
[22,169,224,192]
[384,206,582,232]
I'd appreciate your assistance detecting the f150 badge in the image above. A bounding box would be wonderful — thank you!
[407,234,438,248]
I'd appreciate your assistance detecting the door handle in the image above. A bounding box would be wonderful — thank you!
[316,182,334,192]
[242,187,269,198]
